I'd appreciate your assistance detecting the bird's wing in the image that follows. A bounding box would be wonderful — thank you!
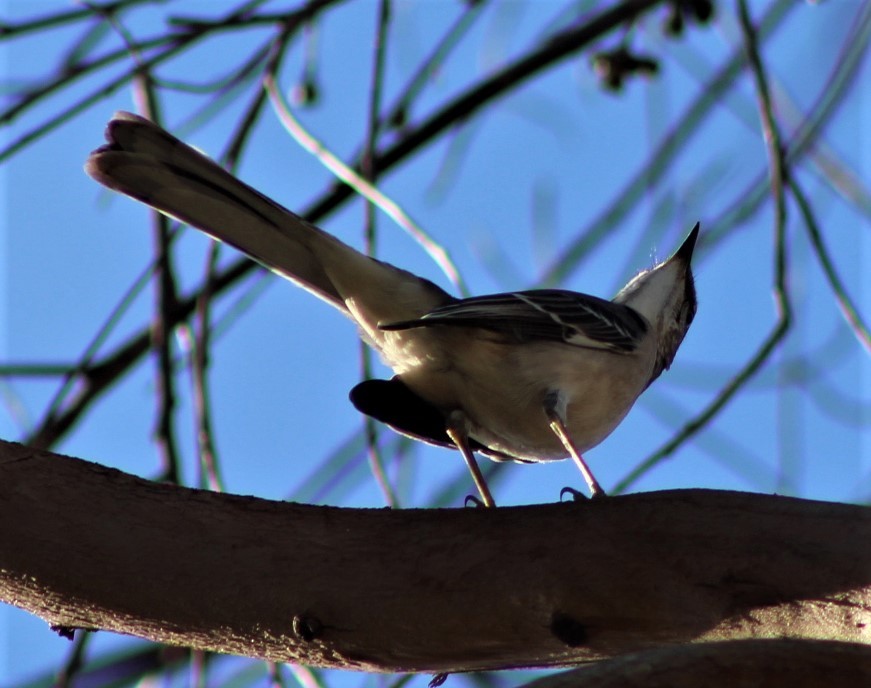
[349,378,519,461]
[381,289,648,352]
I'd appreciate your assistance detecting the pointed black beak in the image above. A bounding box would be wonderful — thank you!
[674,222,700,264]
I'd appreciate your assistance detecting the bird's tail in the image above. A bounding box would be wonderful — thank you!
[85,112,448,331]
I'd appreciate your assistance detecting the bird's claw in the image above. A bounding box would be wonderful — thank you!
[560,486,588,502]
[464,494,487,508]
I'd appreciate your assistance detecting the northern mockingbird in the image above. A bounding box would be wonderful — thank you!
[86,112,698,506]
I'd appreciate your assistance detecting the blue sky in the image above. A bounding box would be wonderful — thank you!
[1,1,869,685]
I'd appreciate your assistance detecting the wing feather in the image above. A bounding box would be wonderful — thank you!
[381,289,648,352]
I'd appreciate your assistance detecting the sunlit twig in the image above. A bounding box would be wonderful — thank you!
[264,73,468,296]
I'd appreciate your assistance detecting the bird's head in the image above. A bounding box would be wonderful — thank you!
[614,223,699,385]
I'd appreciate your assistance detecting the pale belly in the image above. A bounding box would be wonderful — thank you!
[380,327,657,463]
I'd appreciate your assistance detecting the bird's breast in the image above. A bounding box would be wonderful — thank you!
[384,329,657,462]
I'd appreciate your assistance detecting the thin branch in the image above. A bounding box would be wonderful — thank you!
[134,72,183,483]
[190,241,226,493]
[265,75,467,295]
[0,363,78,377]
[30,246,161,441]
[789,178,871,353]
[53,627,92,688]
[0,0,153,39]
[0,0,346,157]
[358,0,399,508]
[374,0,487,134]
[1,33,180,152]
[711,0,871,244]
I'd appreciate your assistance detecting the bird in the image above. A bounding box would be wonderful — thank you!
[86,111,698,507]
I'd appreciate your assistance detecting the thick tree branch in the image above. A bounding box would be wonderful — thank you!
[1,439,869,673]
[525,639,871,687]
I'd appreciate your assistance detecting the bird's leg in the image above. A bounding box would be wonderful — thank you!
[445,411,496,508]
[544,392,607,498]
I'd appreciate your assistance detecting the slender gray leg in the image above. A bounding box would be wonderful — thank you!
[445,411,496,508]
[544,392,606,498]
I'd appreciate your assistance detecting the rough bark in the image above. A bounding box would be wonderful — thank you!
[1,439,869,674]
[524,639,871,687]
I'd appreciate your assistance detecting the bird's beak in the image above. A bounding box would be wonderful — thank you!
[673,222,700,264]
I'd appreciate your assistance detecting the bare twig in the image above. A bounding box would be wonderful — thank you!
[789,172,871,354]
[135,76,183,483]
[265,75,467,294]
[190,241,226,493]
[358,0,399,507]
